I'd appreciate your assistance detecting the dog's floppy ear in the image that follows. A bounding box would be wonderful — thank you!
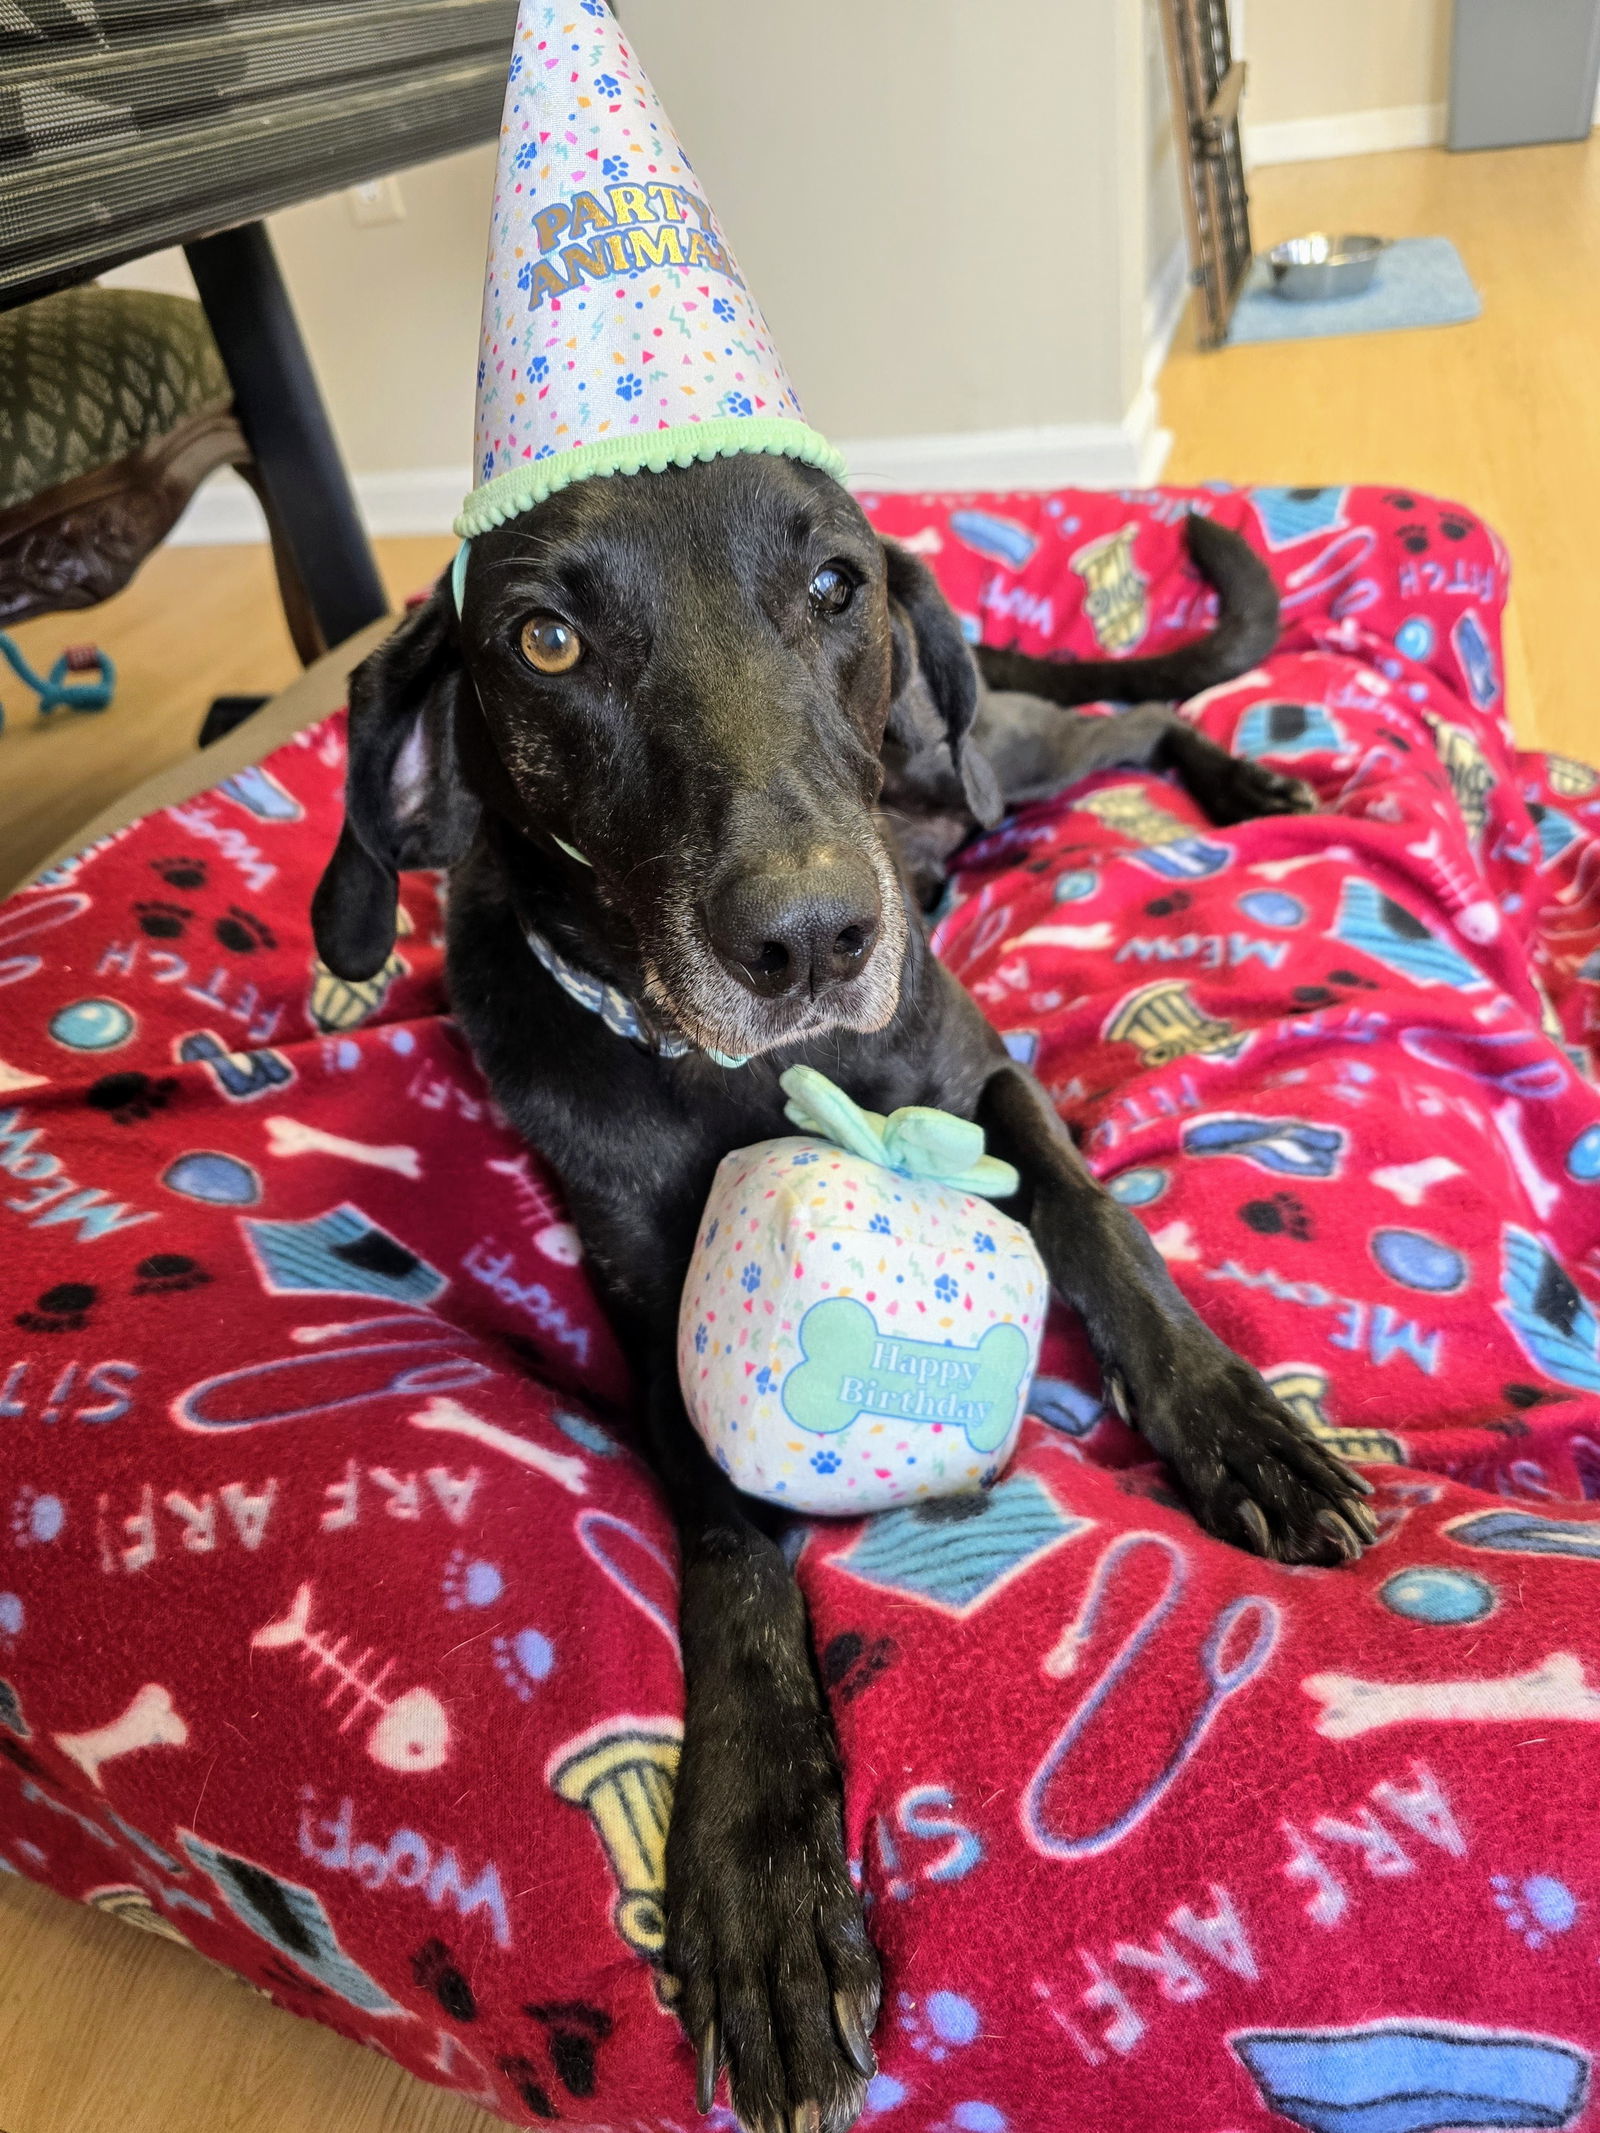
[312,576,481,981]
[880,537,1003,827]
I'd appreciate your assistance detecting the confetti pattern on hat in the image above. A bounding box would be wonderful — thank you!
[458,0,843,538]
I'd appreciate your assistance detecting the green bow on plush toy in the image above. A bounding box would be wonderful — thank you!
[779,1065,1020,1202]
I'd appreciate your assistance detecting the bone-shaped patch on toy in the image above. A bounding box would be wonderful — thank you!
[782,1296,1027,1454]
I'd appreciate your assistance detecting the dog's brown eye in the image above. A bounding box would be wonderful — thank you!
[809,563,856,617]
[520,614,582,674]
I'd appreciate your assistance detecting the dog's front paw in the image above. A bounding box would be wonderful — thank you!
[666,1706,880,2132]
[1134,1355,1377,1566]
[1207,757,1318,823]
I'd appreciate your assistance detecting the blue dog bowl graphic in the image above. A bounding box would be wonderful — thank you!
[1233,2019,1589,2133]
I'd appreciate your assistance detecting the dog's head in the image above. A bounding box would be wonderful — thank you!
[312,455,997,1059]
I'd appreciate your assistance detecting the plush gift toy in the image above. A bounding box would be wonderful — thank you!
[678,1068,1049,1515]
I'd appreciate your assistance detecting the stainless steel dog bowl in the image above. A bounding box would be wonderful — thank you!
[1266,233,1387,301]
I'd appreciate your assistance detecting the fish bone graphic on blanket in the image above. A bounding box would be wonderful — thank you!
[253,1583,451,1772]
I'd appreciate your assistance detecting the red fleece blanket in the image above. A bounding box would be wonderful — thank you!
[3,483,1600,2133]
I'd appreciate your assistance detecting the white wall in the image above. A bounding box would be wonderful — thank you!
[1241,0,1452,163]
[120,0,1170,538]
[627,0,1160,481]
[103,144,494,536]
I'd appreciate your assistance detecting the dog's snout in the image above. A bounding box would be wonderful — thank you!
[707,853,882,1001]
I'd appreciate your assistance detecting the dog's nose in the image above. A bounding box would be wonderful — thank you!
[707,854,881,1000]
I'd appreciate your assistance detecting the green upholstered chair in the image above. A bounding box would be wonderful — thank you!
[0,285,320,661]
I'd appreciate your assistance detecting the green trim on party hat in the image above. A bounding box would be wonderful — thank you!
[457,415,845,540]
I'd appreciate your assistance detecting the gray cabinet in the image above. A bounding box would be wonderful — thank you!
[1449,0,1600,150]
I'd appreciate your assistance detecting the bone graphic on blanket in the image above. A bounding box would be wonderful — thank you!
[1303,1653,1600,1740]
[252,1583,451,1772]
[547,1718,681,1960]
[782,1297,1029,1452]
[54,1683,188,1789]
[264,1115,422,1179]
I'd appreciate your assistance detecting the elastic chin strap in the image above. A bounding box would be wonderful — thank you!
[452,537,592,872]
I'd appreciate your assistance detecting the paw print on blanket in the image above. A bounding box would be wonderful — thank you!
[1239,1193,1314,1241]
[214,906,275,955]
[150,854,207,889]
[133,899,190,939]
[9,1489,65,1546]
[821,1628,896,1703]
[441,1552,505,1611]
[13,1282,96,1334]
[411,1937,476,2022]
[86,1070,176,1124]
[897,1988,981,2063]
[1490,1872,1579,1951]
[132,1252,211,1295]
[523,2002,614,2101]
[492,1627,555,1702]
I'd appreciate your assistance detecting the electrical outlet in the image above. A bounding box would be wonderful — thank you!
[347,177,406,228]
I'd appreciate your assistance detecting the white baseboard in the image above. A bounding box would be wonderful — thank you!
[1245,100,1446,167]
[171,409,1179,548]
[168,465,468,546]
[841,393,1171,498]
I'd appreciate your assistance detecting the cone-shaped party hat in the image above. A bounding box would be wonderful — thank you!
[457,0,844,539]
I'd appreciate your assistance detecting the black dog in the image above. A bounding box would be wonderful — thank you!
[313,459,1374,2133]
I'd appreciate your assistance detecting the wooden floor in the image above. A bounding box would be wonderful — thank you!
[4,131,1600,2133]
[0,535,455,892]
[1161,129,1600,766]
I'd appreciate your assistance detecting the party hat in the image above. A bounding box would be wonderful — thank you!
[457,0,845,539]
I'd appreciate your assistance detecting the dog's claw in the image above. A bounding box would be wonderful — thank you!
[834,1991,877,2079]
[1236,1498,1274,1557]
[696,2020,719,2115]
[791,2105,822,2133]
[1344,1497,1381,1543]
[1316,1507,1363,1562]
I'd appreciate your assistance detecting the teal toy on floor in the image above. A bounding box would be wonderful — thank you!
[0,630,114,731]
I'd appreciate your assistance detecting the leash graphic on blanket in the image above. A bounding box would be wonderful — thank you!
[1023,1532,1280,1860]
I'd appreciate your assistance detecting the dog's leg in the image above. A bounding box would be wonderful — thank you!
[646,1366,879,2133]
[975,694,1315,824]
[975,1059,1375,1564]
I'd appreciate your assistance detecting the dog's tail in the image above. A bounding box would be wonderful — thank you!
[972,512,1278,706]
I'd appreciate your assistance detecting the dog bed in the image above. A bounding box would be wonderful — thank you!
[2,482,1598,2133]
